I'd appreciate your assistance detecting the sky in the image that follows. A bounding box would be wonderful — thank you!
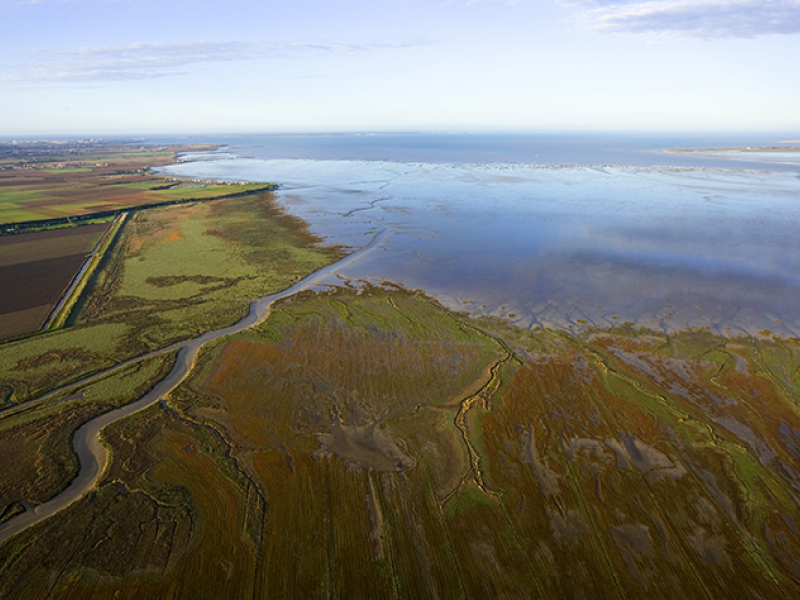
[1,0,799,135]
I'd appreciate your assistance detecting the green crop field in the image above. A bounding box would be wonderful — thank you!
[0,145,272,226]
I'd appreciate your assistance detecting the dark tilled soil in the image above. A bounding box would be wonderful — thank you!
[0,254,86,315]
[0,223,107,247]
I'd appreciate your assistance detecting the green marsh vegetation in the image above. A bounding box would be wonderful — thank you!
[3,282,799,598]
[0,354,175,524]
[0,322,131,405]
[0,400,262,600]
[0,191,336,407]
[74,191,337,351]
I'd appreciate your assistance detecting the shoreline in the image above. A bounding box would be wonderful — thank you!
[662,145,800,154]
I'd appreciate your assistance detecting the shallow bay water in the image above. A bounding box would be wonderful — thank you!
[160,136,800,338]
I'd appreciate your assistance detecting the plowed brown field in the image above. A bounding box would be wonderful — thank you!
[0,224,108,338]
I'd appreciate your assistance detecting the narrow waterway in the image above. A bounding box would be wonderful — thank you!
[0,227,389,545]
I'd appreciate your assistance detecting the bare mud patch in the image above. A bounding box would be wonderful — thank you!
[567,434,687,482]
[610,523,655,588]
[547,507,586,545]
[314,419,415,472]
[519,424,561,496]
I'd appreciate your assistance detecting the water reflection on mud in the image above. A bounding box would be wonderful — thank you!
[162,158,800,338]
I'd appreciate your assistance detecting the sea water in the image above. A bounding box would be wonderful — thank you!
[157,133,800,337]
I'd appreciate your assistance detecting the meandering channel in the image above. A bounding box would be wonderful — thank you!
[0,227,390,545]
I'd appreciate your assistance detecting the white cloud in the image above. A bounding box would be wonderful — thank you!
[0,39,431,86]
[566,0,800,38]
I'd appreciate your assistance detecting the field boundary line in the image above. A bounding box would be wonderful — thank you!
[0,184,278,235]
[43,213,129,331]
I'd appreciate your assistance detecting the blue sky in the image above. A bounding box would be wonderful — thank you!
[1,0,799,135]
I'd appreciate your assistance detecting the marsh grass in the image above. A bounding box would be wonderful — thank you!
[0,354,174,521]
[2,286,800,598]
[0,323,130,404]
[76,192,336,353]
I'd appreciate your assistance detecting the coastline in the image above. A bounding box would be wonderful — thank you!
[662,144,800,154]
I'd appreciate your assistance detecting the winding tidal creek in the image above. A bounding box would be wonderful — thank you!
[0,228,389,544]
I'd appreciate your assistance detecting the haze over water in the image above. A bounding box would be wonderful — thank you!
[160,133,800,338]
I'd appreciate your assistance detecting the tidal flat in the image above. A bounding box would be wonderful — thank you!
[162,153,800,339]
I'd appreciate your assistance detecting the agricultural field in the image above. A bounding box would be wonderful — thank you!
[0,141,270,227]
[1,283,799,599]
[0,223,109,339]
[0,189,335,406]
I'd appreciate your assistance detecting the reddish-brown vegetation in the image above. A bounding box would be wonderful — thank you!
[1,290,800,599]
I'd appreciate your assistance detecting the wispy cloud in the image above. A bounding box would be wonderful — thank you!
[565,0,800,38]
[0,39,431,86]
[443,0,523,5]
